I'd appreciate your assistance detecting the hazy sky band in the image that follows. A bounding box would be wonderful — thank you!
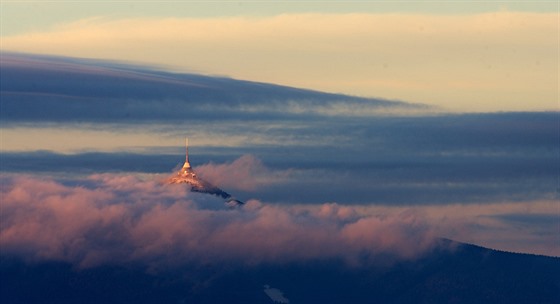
[1,2,557,112]
[2,0,557,36]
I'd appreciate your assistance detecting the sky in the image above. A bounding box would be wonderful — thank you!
[1,0,558,112]
[1,52,558,258]
[0,0,558,271]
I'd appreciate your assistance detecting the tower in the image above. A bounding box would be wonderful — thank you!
[183,137,191,169]
[165,137,243,205]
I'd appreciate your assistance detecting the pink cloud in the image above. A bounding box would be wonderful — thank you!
[195,155,289,191]
[0,174,437,268]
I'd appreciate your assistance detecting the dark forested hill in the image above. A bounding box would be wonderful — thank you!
[1,240,558,304]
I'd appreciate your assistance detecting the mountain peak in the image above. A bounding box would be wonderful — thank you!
[166,138,243,206]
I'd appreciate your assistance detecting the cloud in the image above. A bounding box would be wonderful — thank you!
[1,114,557,205]
[2,171,557,271]
[0,53,423,125]
[0,174,438,268]
[1,12,557,111]
[291,199,560,257]
[195,155,289,191]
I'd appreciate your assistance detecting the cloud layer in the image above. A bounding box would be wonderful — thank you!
[0,52,422,125]
[0,54,557,258]
[2,171,557,271]
[195,154,289,191]
[0,174,438,268]
[2,113,557,205]
[1,12,557,111]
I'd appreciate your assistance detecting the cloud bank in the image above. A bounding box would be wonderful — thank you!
[0,174,437,268]
[195,154,290,191]
[1,12,556,111]
[0,52,423,125]
[0,52,557,258]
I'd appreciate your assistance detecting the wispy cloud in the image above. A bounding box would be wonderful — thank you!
[195,154,290,191]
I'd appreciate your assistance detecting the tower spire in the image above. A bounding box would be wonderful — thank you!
[183,137,191,169]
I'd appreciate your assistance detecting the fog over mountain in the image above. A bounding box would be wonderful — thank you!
[1,174,558,303]
[1,53,558,303]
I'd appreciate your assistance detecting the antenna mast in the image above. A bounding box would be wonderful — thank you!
[183,137,191,169]
[186,137,189,162]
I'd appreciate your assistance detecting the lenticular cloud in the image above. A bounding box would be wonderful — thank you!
[0,174,436,268]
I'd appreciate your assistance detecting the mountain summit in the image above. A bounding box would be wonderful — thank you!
[166,138,243,207]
